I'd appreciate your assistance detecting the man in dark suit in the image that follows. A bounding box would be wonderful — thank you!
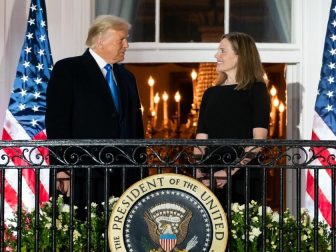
[45,15,144,215]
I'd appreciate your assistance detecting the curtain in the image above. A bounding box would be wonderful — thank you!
[95,0,138,24]
[267,0,292,43]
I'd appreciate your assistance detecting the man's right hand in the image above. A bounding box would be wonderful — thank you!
[56,171,70,197]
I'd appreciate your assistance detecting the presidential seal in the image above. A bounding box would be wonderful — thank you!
[108,173,228,252]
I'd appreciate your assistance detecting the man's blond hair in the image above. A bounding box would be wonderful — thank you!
[85,15,131,48]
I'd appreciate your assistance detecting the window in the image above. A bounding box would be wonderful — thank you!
[95,0,292,43]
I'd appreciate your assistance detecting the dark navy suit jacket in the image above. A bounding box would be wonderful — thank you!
[46,49,144,139]
[45,49,144,214]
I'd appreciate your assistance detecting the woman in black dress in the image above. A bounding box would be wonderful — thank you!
[195,32,270,206]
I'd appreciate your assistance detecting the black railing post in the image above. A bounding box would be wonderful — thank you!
[244,166,249,252]
[314,168,319,251]
[34,167,40,252]
[227,166,232,252]
[279,166,284,251]
[86,167,92,252]
[332,166,336,251]
[0,168,4,252]
[69,168,74,252]
[17,168,22,252]
[104,167,109,252]
[296,165,301,252]
[262,167,267,252]
[51,167,57,252]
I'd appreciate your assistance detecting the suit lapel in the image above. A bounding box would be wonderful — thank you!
[81,50,117,112]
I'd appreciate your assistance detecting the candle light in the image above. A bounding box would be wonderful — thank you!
[270,86,277,97]
[273,97,279,107]
[148,76,155,112]
[269,86,278,137]
[175,91,181,129]
[153,92,160,128]
[140,104,144,116]
[270,86,279,120]
[162,91,169,128]
[191,69,198,109]
[270,96,280,137]
[278,102,285,138]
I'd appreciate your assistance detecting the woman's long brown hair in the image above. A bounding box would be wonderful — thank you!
[215,32,266,90]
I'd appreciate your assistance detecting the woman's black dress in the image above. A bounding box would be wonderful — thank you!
[197,82,270,206]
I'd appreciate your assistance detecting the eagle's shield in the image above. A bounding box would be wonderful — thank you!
[159,233,177,252]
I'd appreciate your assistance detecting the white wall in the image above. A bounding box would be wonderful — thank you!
[0,0,331,139]
[300,0,330,139]
[0,0,28,138]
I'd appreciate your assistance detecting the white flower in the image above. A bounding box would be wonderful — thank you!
[266,206,272,214]
[238,204,245,211]
[61,204,70,213]
[258,206,272,216]
[63,224,68,232]
[272,212,279,223]
[45,216,51,223]
[301,208,309,215]
[231,203,240,213]
[56,219,62,230]
[45,223,51,229]
[91,202,98,208]
[252,216,258,222]
[249,200,257,208]
[301,234,308,241]
[319,228,324,235]
[109,196,119,205]
[249,227,261,241]
[73,230,81,241]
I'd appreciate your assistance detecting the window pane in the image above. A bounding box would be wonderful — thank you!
[95,0,292,43]
[160,0,224,42]
[230,0,292,43]
[95,0,155,42]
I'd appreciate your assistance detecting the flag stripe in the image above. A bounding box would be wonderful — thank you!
[1,0,53,223]
[3,111,31,140]
[305,1,336,226]
[1,135,49,201]
[306,170,332,225]
[312,112,336,141]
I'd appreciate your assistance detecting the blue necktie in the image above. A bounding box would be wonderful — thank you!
[104,64,120,112]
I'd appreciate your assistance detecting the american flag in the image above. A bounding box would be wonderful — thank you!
[1,0,53,222]
[305,0,336,226]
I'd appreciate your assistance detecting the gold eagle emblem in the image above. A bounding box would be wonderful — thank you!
[144,203,198,252]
